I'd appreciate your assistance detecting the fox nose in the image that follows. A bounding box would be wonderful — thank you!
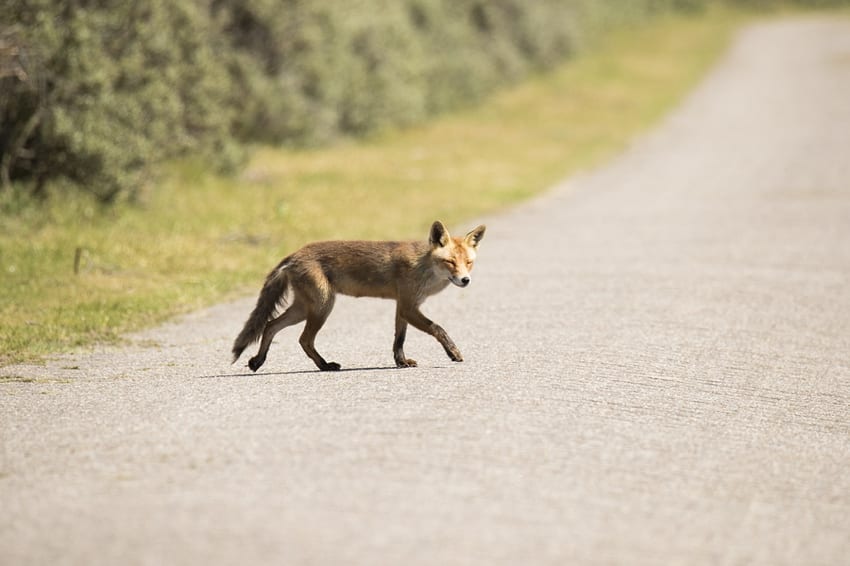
[460,276,470,286]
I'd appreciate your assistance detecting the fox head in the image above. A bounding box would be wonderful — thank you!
[429,220,486,287]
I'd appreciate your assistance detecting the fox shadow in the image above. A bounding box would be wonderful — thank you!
[197,364,450,379]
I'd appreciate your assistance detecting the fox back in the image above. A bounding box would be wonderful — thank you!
[288,223,482,302]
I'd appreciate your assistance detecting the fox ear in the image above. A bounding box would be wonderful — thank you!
[465,225,486,248]
[429,221,450,248]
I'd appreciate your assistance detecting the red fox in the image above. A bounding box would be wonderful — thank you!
[232,221,486,371]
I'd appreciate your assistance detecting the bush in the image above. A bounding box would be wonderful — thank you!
[216,0,430,144]
[216,0,582,142]
[1,0,236,202]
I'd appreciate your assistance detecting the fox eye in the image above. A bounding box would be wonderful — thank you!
[443,259,455,267]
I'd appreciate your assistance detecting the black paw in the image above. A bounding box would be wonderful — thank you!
[248,356,265,372]
[320,362,342,371]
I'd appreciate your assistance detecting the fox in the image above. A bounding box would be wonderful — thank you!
[232,220,486,372]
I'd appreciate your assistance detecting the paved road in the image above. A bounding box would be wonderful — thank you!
[3,17,850,566]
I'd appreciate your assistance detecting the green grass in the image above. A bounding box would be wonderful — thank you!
[0,7,745,365]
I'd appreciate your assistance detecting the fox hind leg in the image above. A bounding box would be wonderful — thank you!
[299,298,340,371]
[248,301,307,372]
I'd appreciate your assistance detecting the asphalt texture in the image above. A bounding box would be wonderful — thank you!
[3,17,850,566]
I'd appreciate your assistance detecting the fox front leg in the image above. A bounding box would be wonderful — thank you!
[434,326,463,363]
[400,305,463,363]
[393,307,417,368]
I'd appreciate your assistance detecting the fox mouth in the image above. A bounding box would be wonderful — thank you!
[449,276,470,287]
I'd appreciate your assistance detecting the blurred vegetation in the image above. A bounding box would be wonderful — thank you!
[4,0,825,202]
[1,1,237,202]
[0,7,748,363]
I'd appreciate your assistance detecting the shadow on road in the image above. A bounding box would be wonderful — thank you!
[196,365,412,379]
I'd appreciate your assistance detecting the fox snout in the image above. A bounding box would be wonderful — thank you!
[451,275,471,287]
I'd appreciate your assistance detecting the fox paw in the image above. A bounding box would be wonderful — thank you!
[248,356,265,372]
[320,362,342,371]
[395,358,418,368]
[449,351,464,363]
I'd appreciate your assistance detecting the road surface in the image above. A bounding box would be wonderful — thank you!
[3,16,850,566]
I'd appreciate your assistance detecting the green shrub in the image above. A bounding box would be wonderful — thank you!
[1,0,237,202]
[216,0,584,142]
[5,0,845,203]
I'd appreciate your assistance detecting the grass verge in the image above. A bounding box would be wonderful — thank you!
[0,7,745,365]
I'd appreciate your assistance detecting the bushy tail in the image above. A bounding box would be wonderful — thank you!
[232,260,290,363]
